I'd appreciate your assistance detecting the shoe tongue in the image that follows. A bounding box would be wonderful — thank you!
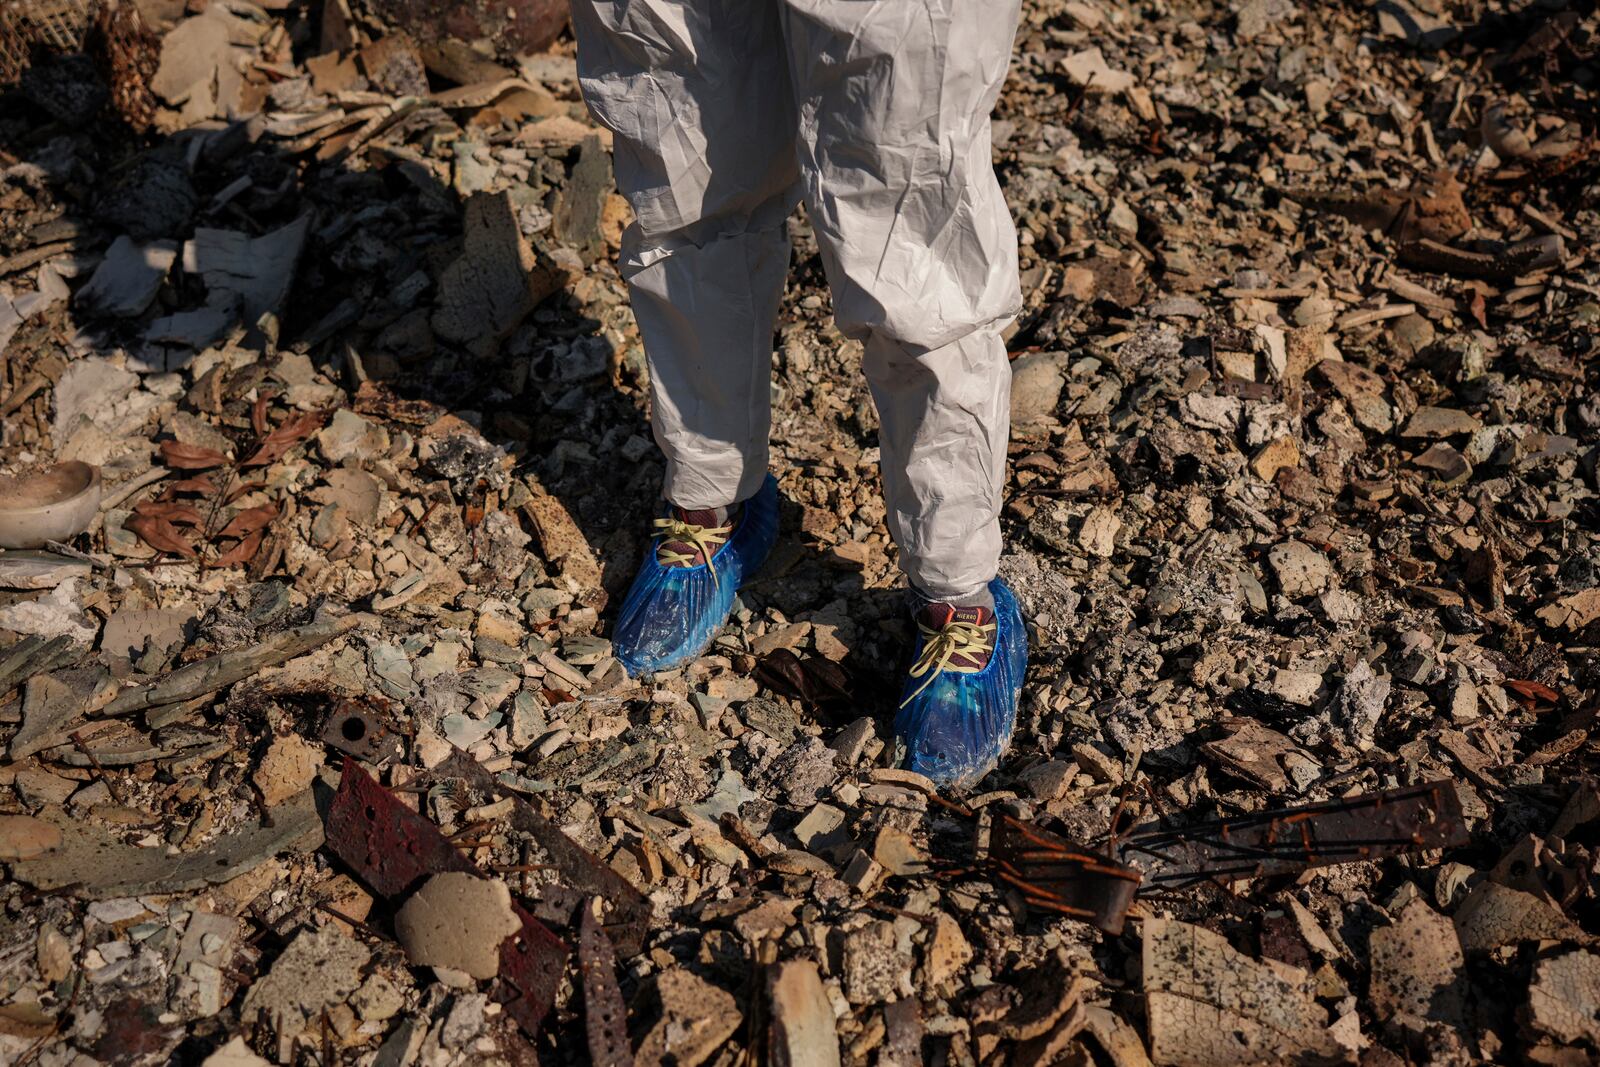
[918,603,994,630]
[673,506,723,529]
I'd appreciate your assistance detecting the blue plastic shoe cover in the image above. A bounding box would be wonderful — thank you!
[893,577,1027,789]
[612,475,780,676]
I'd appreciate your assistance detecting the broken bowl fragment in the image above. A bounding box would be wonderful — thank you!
[0,462,103,549]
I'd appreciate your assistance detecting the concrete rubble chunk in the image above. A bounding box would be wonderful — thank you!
[100,606,198,662]
[1526,950,1600,1047]
[432,191,561,359]
[1142,916,1355,1066]
[1536,588,1600,633]
[201,1037,272,1067]
[1454,881,1591,952]
[842,920,902,1005]
[1400,405,1483,438]
[1413,442,1472,484]
[636,968,743,1067]
[1082,1004,1155,1067]
[252,733,324,808]
[1292,659,1391,752]
[1202,717,1318,793]
[1079,505,1122,557]
[393,872,521,980]
[1010,352,1067,422]
[182,216,312,323]
[1369,897,1466,1034]
[0,578,99,644]
[1267,540,1335,598]
[793,803,847,853]
[1061,47,1137,93]
[924,912,972,988]
[240,924,369,1056]
[769,960,842,1067]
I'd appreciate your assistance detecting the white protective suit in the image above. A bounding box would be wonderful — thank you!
[571,0,1024,604]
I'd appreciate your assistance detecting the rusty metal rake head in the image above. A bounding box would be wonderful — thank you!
[1114,780,1471,888]
[929,781,1471,937]
[926,792,1143,936]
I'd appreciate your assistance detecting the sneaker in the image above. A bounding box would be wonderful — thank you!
[612,474,779,676]
[893,577,1027,789]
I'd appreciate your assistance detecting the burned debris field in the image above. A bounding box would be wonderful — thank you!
[1,0,1599,1064]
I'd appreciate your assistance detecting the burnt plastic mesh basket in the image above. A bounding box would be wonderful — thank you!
[0,0,94,85]
[0,0,156,127]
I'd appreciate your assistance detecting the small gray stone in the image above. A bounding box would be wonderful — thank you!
[841,920,901,1005]
[828,717,876,766]
[1016,759,1076,801]
[1009,352,1067,422]
[1267,540,1335,598]
[1261,667,1323,706]
[240,924,369,1038]
[1401,406,1483,439]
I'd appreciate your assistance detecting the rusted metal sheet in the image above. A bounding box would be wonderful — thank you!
[324,760,568,1037]
[320,698,404,764]
[578,900,631,1067]
[353,0,568,63]
[1117,780,1470,887]
[434,751,653,956]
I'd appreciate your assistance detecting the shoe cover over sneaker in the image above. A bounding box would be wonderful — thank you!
[893,578,1027,790]
[612,474,779,676]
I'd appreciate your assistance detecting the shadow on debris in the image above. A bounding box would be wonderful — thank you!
[0,6,660,622]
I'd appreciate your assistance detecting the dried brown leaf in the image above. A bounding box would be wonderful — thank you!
[124,514,197,558]
[215,504,279,540]
[159,440,227,470]
[165,475,218,495]
[241,410,328,468]
[1507,678,1561,707]
[755,649,852,709]
[208,529,266,568]
[132,501,205,527]
[226,481,268,504]
[251,393,273,435]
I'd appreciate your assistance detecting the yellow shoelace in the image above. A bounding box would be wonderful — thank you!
[653,517,733,586]
[899,617,996,708]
